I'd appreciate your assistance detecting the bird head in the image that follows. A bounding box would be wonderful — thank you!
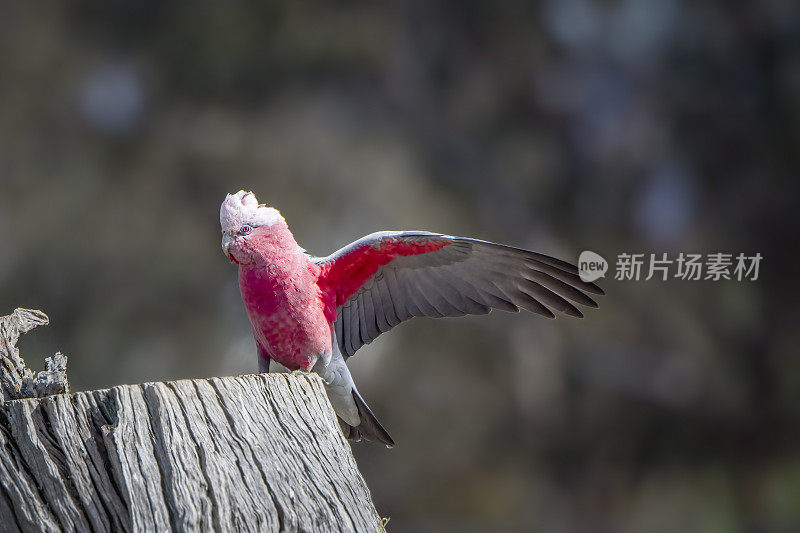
[220,190,284,264]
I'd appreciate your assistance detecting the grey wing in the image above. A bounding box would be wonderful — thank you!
[319,232,604,359]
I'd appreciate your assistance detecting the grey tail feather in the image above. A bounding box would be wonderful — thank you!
[339,390,395,447]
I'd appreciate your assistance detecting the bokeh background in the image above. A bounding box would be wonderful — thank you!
[1,1,798,531]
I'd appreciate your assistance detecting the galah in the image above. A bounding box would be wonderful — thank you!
[220,190,603,446]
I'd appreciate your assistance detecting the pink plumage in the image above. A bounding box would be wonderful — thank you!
[221,190,603,446]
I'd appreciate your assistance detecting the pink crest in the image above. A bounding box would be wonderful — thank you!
[220,190,283,232]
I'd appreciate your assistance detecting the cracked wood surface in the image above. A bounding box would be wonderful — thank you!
[0,309,383,532]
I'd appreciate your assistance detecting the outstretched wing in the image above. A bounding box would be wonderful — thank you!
[315,231,603,358]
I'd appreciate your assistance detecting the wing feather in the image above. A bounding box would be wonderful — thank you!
[404,272,445,317]
[523,270,598,308]
[357,294,371,345]
[360,289,380,339]
[384,269,412,321]
[508,285,556,318]
[411,272,462,316]
[476,287,520,312]
[377,278,401,326]
[369,282,391,333]
[519,279,583,318]
[425,269,490,315]
[335,308,344,345]
[348,302,360,354]
[340,305,350,353]
[394,270,427,317]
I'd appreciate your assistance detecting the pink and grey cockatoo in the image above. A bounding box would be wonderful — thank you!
[220,190,603,446]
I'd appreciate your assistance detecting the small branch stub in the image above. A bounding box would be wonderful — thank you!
[0,308,69,402]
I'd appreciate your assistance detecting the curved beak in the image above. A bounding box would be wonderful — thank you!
[221,233,233,258]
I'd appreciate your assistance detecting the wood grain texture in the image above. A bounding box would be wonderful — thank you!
[0,309,384,532]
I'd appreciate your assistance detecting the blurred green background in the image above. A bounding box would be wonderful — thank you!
[1,1,798,531]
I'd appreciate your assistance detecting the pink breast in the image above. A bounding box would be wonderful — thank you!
[239,255,330,371]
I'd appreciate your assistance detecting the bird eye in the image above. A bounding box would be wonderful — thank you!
[239,225,253,235]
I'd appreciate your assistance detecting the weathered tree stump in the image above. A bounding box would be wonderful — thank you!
[0,308,384,532]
